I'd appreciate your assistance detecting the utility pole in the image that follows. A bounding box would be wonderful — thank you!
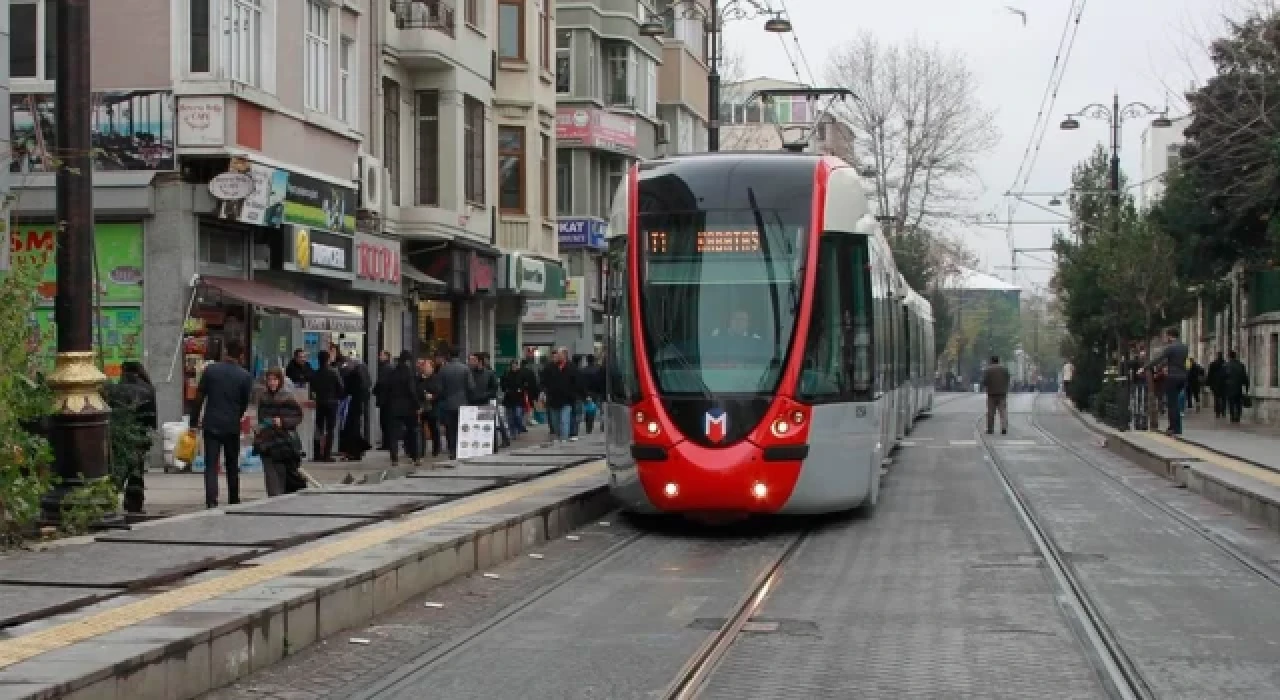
[41,0,120,526]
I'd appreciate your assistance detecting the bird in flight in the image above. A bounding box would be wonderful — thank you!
[1004,5,1027,25]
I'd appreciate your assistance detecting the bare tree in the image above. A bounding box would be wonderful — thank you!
[824,31,999,233]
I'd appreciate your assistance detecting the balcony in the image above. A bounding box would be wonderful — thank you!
[498,217,557,257]
[392,0,455,36]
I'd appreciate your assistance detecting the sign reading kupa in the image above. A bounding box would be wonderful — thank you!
[353,232,402,295]
[557,218,606,249]
[283,224,354,280]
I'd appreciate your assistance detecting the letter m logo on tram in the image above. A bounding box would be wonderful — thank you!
[704,409,728,444]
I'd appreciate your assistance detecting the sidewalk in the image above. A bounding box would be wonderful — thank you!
[1177,408,1280,471]
[145,425,571,518]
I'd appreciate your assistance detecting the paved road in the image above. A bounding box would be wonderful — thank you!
[206,392,1280,699]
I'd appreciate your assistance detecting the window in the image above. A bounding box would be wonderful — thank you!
[540,6,551,71]
[224,0,263,86]
[464,97,486,205]
[339,38,355,124]
[541,134,551,219]
[416,91,440,207]
[645,59,657,116]
[383,78,401,206]
[587,42,599,99]
[606,43,629,106]
[10,0,56,80]
[304,1,330,111]
[465,0,478,26]
[498,0,524,60]
[499,126,525,213]
[189,0,211,73]
[605,159,626,216]
[556,155,572,216]
[555,31,571,94]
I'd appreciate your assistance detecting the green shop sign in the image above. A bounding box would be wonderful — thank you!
[28,307,144,380]
[8,222,144,304]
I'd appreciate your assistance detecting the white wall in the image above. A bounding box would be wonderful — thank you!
[1139,115,1190,210]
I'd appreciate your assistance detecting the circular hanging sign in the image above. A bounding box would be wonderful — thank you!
[208,172,256,200]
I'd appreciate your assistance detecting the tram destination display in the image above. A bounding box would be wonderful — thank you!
[456,405,497,459]
[646,230,761,254]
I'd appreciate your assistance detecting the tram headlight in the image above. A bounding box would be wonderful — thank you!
[634,410,646,424]
[771,419,791,437]
[647,421,660,435]
[792,410,805,424]
[752,482,769,499]
[664,482,679,497]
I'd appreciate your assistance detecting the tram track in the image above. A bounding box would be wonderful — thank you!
[1027,394,1280,590]
[976,411,1155,700]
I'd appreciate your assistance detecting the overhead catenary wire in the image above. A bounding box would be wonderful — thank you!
[776,0,817,85]
[1015,0,1087,199]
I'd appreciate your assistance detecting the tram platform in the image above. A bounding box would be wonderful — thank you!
[1063,400,1280,535]
[0,437,610,700]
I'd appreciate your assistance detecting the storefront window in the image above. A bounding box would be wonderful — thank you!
[418,300,455,355]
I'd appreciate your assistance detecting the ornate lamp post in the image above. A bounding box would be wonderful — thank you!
[40,0,121,526]
[640,0,792,152]
[1059,93,1172,236]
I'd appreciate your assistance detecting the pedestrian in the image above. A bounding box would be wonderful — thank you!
[1188,357,1205,412]
[1145,327,1189,436]
[285,348,314,387]
[501,360,529,437]
[1061,360,1074,396]
[190,340,253,508]
[372,350,393,449]
[309,350,344,462]
[253,367,304,497]
[384,351,423,467]
[337,353,372,460]
[417,358,443,457]
[1207,351,1226,418]
[541,347,578,442]
[433,345,475,460]
[1224,350,1250,423]
[981,355,1011,435]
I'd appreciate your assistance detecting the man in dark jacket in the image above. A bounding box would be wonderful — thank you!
[981,355,1011,435]
[1224,351,1251,423]
[309,350,344,461]
[285,349,314,387]
[383,351,423,466]
[1207,352,1227,418]
[191,340,253,508]
[433,345,475,459]
[541,347,578,441]
[1146,327,1189,435]
[372,351,393,448]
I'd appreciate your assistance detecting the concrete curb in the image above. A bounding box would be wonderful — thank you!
[0,475,614,700]
[1061,399,1280,534]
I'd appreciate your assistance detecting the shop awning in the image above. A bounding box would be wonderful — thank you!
[198,275,363,332]
[401,258,447,289]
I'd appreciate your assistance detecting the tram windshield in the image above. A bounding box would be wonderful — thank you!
[637,205,808,396]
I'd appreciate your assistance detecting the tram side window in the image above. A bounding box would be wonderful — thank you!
[799,234,874,402]
[605,235,639,403]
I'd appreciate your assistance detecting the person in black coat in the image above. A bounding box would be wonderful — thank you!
[309,350,344,461]
[337,355,372,460]
[540,347,579,441]
[384,351,423,466]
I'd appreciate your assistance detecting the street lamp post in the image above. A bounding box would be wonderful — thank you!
[1059,92,1172,236]
[1059,93,1172,431]
[40,0,120,526]
[640,0,791,152]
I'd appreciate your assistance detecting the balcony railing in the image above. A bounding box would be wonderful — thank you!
[393,0,455,36]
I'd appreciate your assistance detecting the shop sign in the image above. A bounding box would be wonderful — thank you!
[213,159,358,234]
[557,218,607,249]
[510,255,547,294]
[353,233,402,295]
[12,90,176,172]
[208,172,256,200]
[9,222,144,304]
[28,307,143,379]
[176,96,226,146]
[522,276,585,324]
[302,316,366,333]
[283,224,355,281]
[555,107,637,155]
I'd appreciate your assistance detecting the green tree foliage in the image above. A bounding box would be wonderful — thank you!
[1149,10,1280,283]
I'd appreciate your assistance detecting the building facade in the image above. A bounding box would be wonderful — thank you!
[547,0,666,359]
[7,0,394,430]
[1138,114,1190,210]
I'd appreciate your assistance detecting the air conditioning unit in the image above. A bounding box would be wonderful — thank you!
[359,155,383,211]
[657,120,671,145]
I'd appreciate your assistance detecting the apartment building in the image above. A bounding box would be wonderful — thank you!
[543,0,666,358]
[7,0,391,429]
[1139,114,1190,210]
[720,76,855,158]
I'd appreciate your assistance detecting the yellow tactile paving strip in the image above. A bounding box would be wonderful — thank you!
[1142,433,1280,489]
[0,461,607,670]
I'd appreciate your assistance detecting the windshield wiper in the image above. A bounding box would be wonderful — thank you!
[657,332,714,400]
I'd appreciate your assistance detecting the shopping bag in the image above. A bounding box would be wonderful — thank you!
[174,429,198,464]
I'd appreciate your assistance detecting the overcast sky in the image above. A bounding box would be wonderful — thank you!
[722,0,1229,291]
